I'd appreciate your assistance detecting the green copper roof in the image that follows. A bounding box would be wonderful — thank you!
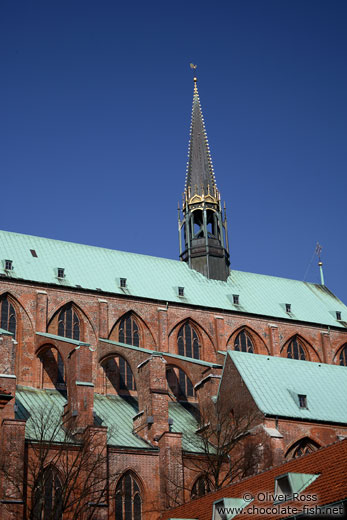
[228,351,347,423]
[92,394,149,448]
[16,386,69,442]
[15,387,203,451]
[169,401,204,453]
[15,387,149,448]
[1,229,346,328]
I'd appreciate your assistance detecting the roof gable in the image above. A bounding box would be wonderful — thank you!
[228,351,347,423]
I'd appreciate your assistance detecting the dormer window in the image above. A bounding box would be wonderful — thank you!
[120,277,127,288]
[285,303,291,313]
[178,286,184,297]
[57,268,65,279]
[233,294,239,305]
[298,394,307,409]
[274,472,320,503]
[5,260,13,271]
[336,311,342,321]
[275,475,292,499]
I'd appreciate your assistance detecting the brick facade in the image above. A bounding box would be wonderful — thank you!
[0,274,347,519]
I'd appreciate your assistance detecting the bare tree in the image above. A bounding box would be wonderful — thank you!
[1,404,117,520]
[187,395,263,492]
[162,394,262,508]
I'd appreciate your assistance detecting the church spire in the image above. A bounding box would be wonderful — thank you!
[178,76,230,282]
[185,77,219,203]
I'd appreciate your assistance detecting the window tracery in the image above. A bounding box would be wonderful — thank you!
[0,295,16,338]
[119,315,140,347]
[234,330,254,353]
[286,438,320,459]
[191,475,211,499]
[58,303,80,340]
[32,466,63,520]
[177,322,200,359]
[286,337,306,360]
[115,472,141,520]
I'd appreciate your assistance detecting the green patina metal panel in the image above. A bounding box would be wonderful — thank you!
[14,387,204,452]
[0,229,346,328]
[228,351,347,423]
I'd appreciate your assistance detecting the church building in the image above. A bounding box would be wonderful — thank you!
[0,77,347,520]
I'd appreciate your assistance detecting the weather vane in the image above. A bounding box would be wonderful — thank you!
[190,63,197,81]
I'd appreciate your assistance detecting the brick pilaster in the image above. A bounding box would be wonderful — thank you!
[98,299,109,339]
[268,324,279,356]
[0,419,26,520]
[133,354,169,443]
[158,432,183,509]
[63,345,95,431]
[35,290,48,332]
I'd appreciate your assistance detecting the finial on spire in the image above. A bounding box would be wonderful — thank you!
[190,63,198,84]
[315,242,325,285]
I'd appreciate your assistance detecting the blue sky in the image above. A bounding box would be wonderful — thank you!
[1,0,347,303]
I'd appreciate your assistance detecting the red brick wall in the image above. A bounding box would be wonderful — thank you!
[1,277,347,518]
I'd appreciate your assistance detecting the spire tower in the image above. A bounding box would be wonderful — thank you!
[178,76,230,281]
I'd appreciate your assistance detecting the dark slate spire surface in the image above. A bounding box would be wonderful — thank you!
[185,78,217,198]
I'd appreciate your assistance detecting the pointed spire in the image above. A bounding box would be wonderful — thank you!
[185,77,218,202]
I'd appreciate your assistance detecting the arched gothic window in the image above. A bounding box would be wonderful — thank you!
[191,475,211,499]
[234,330,254,353]
[58,304,80,340]
[339,344,347,366]
[115,472,141,520]
[177,322,200,359]
[103,356,136,393]
[286,438,320,459]
[167,366,194,400]
[32,466,63,520]
[0,295,16,338]
[119,315,140,347]
[286,337,306,360]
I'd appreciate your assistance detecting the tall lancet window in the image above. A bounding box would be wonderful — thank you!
[32,466,63,520]
[286,337,306,360]
[119,315,140,347]
[234,331,254,353]
[58,303,80,340]
[177,322,200,359]
[115,473,141,520]
[0,295,16,338]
